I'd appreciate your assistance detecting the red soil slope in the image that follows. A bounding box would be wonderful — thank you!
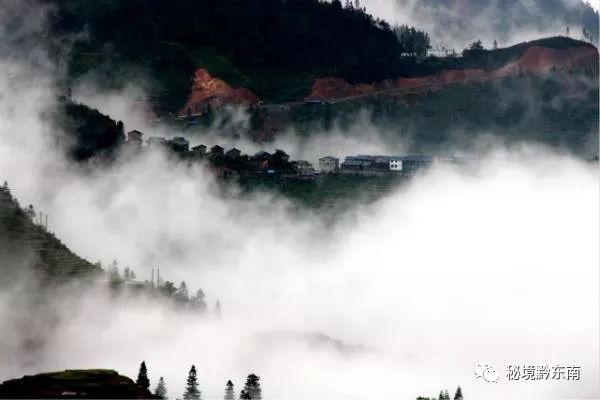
[180,68,259,116]
[308,45,598,100]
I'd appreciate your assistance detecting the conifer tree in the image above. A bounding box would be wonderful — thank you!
[155,376,168,400]
[176,281,189,303]
[136,361,150,391]
[243,374,262,400]
[454,386,463,400]
[183,365,201,400]
[239,390,251,400]
[224,380,234,400]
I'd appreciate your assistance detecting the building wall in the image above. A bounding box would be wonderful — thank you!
[389,160,403,171]
[319,158,339,173]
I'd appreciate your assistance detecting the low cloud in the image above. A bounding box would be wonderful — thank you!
[0,3,598,400]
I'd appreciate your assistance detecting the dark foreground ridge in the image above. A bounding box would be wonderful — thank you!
[0,369,156,399]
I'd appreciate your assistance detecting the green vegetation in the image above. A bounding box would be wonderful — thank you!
[45,0,405,111]
[289,72,599,156]
[36,369,119,381]
[395,36,595,77]
[56,101,125,161]
[0,181,101,283]
[238,174,407,211]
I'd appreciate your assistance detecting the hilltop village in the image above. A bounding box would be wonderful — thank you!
[125,129,457,179]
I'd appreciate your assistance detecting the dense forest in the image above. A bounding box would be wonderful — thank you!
[57,102,125,161]
[45,0,414,111]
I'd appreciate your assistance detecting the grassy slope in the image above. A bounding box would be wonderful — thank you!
[0,189,101,282]
[288,70,598,156]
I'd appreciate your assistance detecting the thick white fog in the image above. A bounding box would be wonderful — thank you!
[360,0,597,50]
[0,4,599,400]
[1,58,599,399]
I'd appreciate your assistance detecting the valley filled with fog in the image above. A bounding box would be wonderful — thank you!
[1,58,598,400]
[0,1,598,400]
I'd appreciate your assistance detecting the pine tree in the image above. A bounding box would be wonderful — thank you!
[239,390,251,400]
[136,361,150,391]
[243,374,262,400]
[454,386,463,400]
[155,376,168,400]
[176,281,189,303]
[183,365,201,400]
[438,390,451,400]
[26,205,35,220]
[192,289,207,312]
[224,380,234,400]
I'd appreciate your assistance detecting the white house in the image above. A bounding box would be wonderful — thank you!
[318,156,339,173]
[389,158,403,171]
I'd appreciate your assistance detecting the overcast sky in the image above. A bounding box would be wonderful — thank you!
[587,0,599,11]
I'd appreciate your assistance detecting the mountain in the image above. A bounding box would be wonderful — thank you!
[34,0,598,156]
[45,0,401,112]
[394,0,599,48]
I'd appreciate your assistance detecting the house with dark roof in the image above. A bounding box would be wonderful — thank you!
[126,130,144,148]
[210,145,224,156]
[254,151,271,161]
[167,137,190,153]
[225,148,241,159]
[192,144,207,155]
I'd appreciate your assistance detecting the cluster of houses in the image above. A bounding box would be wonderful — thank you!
[126,130,309,178]
[318,154,455,175]
[126,130,449,178]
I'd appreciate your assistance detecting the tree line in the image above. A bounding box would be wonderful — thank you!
[136,361,262,400]
[104,261,221,316]
[417,386,463,400]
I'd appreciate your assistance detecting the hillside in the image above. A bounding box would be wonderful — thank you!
[45,0,401,112]
[0,183,101,284]
[0,370,155,399]
[394,0,599,48]
[287,72,599,156]
[33,0,598,156]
